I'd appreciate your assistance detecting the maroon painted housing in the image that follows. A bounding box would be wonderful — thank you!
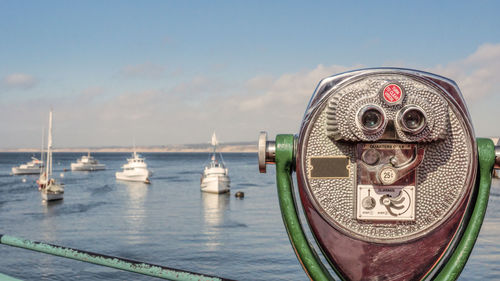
[295,69,477,281]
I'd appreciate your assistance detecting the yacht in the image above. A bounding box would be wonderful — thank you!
[37,110,64,201]
[11,157,44,175]
[116,151,151,183]
[71,152,106,171]
[200,132,230,194]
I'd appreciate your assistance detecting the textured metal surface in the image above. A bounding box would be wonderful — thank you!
[326,75,448,142]
[299,70,476,243]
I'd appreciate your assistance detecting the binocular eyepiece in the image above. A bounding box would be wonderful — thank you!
[356,103,428,135]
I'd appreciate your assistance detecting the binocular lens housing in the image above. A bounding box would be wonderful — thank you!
[399,105,427,134]
[358,105,386,133]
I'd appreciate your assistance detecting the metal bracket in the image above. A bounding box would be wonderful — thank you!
[258,131,276,173]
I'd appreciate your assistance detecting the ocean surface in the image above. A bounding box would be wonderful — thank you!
[0,152,498,281]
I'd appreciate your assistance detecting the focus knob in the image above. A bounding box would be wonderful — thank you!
[258,131,276,173]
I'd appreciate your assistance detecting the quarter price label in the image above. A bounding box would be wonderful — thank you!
[379,167,397,185]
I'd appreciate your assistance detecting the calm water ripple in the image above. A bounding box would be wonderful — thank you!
[0,152,498,280]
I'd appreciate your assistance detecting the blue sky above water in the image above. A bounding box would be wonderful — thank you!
[1,1,499,148]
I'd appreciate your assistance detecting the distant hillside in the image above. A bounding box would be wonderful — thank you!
[0,141,257,153]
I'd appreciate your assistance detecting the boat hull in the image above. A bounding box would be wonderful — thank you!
[42,191,64,201]
[11,167,42,175]
[71,163,106,171]
[201,175,230,194]
[41,182,64,201]
[116,171,151,183]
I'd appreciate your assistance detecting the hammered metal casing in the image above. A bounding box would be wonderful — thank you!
[297,68,477,243]
[326,76,449,142]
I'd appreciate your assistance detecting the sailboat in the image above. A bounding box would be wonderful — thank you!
[200,132,230,194]
[37,110,64,201]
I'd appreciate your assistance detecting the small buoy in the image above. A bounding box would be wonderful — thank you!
[22,178,27,183]
[235,191,244,198]
[60,173,64,178]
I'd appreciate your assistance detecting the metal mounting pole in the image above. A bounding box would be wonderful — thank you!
[435,138,496,280]
[273,134,334,281]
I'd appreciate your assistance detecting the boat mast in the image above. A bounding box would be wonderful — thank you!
[211,132,225,165]
[133,138,137,158]
[46,110,53,179]
[40,126,45,174]
[211,132,217,155]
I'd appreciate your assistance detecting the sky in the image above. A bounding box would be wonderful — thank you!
[1,0,500,148]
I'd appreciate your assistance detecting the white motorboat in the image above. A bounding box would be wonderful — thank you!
[11,157,44,175]
[200,132,230,194]
[71,152,106,171]
[37,110,64,201]
[116,151,151,183]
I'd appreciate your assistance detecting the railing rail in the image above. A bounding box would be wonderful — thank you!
[0,234,234,281]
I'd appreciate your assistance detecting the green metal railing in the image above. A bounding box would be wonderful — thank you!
[0,272,22,281]
[0,234,233,281]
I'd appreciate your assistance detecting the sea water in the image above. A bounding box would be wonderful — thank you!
[0,152,498,280]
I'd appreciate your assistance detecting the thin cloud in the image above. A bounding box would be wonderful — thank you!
[233,43,500,114]
[429,43,500,101]
[119,62,165,79]
[236,64,358,111]
[3,73,38,89]
[2,43,500,148]
[165,75,236,105]
[77,87,105,103]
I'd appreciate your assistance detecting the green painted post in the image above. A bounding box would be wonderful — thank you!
[435,138,496,281]
[275,134,334,281]
[0,235,231,281]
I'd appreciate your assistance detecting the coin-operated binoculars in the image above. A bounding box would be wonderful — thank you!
[258,68,500,281]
